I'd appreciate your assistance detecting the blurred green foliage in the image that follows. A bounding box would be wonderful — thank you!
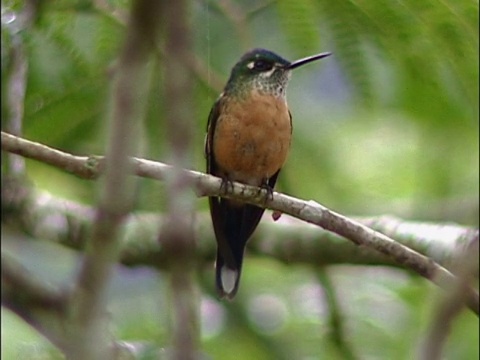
[2,0,477,221]
[1,0,478,359]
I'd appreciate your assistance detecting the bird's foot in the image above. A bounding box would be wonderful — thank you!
[258,179,274,204]
[220,177,235,195]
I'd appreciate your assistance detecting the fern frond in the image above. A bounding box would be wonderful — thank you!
[317,0,374,105]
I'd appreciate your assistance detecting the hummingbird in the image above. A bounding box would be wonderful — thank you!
[205,48,331,299]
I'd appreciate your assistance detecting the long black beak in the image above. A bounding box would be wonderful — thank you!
[287,52,332,70]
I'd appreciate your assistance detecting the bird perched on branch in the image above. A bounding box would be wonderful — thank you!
[205,48,331,299]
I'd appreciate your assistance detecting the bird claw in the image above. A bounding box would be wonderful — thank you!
[258,179,274,204]
[220,178,234,195]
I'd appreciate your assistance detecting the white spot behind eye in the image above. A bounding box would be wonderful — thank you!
[247,61,255,69]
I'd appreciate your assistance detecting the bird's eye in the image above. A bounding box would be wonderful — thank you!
[254,60,272,71]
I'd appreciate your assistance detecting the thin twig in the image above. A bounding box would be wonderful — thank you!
[2,0,41,175]
[1,252,145,358]
[420,237,479,359]
[317,268,358,360]
[94,0,224,94]
[1,252,69,351]
[215,0,251,50]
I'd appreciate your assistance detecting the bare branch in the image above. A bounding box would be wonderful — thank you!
[1,252,153,359]
[317,268,358,360]
[215,0,252,50]
[1,131,99,178]
[161,0,199,357]
[2,182,477,270]
[1,131,479,314]
[2,0,42,175]
[420,237,479,359]
[65,1,164,359]
[1,252,69,351]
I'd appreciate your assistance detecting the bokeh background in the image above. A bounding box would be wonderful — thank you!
[2,0,478,359]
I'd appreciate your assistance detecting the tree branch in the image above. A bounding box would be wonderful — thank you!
[420,237,479,359]
[1,252,69,351]
[2,131,478,315]
[161,0,200,357]
[2,181,476,270]
[1,251,157,358]
[317,268,358,360]
[2,0,44,177]
[63,1,163,358]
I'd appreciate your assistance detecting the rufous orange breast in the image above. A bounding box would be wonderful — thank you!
[212,90,292,186]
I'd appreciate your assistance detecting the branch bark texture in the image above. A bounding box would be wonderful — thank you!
[2,131,479,315]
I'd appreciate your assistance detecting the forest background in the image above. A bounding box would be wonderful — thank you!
[1,0,478,359]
